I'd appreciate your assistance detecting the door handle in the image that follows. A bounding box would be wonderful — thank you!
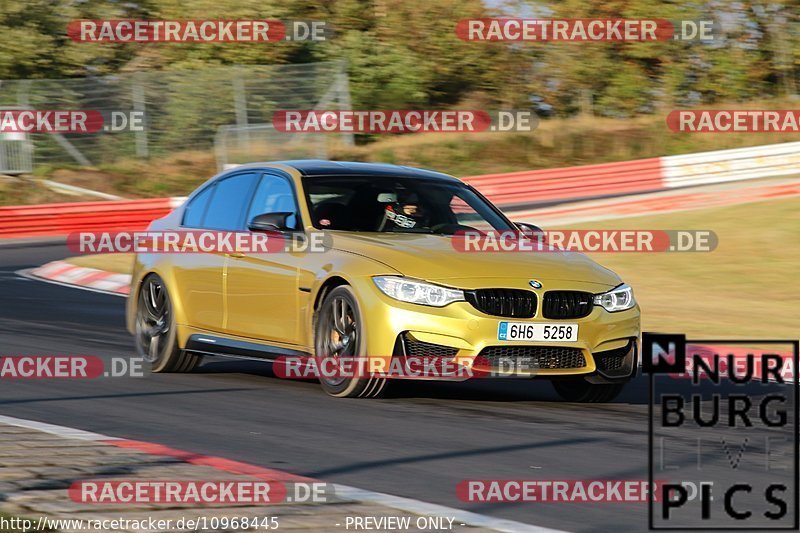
[226,252,245,258]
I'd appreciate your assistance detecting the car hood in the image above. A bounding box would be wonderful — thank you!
[328,232,621,288]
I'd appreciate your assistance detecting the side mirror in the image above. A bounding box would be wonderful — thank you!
[248,212,295,232]
[514,222,546,241]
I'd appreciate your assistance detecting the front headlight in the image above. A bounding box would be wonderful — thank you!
[594,283,636,312]
[373,276,465,307]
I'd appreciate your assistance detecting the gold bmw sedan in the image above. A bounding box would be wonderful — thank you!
[126,161,640,400]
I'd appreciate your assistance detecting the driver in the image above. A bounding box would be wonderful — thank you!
[383,192,428,229]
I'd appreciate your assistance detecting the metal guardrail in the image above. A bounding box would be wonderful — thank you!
[464,158,665,208]
[2,141,799,239]
[662,141,800,187]
[464,141,800,208]
[0,197,183,238]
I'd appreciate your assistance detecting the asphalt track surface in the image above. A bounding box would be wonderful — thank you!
[1,242,795,532]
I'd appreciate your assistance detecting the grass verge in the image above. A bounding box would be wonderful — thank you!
[569,196,799,339]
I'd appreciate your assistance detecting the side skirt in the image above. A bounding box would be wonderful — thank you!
[185,334,310,361]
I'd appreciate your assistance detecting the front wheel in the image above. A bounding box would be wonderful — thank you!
[551,378,624,403]
[313,286,386,398]
[135,274,201,373]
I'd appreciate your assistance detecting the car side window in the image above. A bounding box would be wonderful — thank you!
[182,184,215,227]
[246,174,299,230]
[202,172,259,230]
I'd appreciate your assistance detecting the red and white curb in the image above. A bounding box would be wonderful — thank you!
[23,260,131,296]
[0,414,564,533]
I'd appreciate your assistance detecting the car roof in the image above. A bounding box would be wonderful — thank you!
[231,160,462,183]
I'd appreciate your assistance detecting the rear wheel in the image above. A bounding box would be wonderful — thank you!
[135,274,201,373]
[551,379,624,403]
[313,286,386,398]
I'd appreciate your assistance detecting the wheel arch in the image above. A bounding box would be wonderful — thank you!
[126,265,190,348]
[312,275,350,312]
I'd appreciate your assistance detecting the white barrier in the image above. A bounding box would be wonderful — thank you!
[661,141,800,188]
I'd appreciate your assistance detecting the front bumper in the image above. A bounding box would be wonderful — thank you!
[356,277,640,380]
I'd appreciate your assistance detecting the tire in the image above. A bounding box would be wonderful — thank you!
[135,274,201,373]
[551,378,624,403]
[313,285,386,398]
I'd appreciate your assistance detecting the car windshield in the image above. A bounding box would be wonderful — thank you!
[303,176,514,234]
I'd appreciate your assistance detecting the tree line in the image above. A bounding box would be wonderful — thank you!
[1,0,798,117]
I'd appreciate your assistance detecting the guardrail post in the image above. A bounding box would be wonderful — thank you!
[336,68,355,147]
[233,70,249,147]
[132,73,148,159]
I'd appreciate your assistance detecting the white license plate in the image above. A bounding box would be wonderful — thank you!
[497,322,578,342]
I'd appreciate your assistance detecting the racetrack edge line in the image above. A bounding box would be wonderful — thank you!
[0,413,567,533]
